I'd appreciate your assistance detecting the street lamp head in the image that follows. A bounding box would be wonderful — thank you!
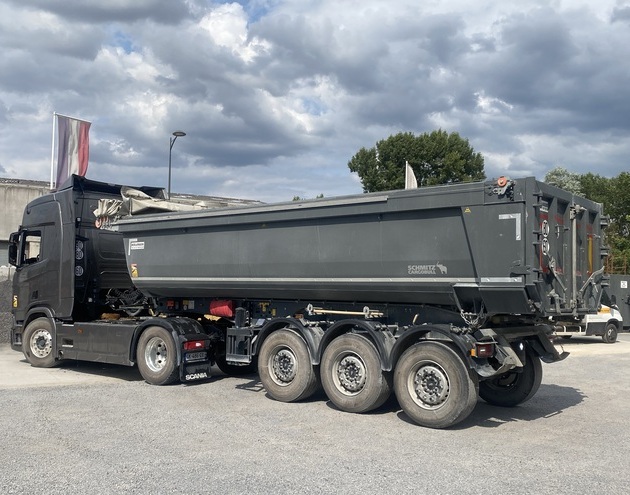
[168,131,186,199]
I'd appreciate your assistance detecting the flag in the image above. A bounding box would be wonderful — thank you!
[56,114,91,187]
[405,161,418,189]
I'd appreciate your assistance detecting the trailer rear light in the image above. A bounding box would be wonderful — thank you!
[471,343,495,358]
[183,340,207,351]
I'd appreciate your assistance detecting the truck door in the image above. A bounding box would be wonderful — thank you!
[11,201,67,322]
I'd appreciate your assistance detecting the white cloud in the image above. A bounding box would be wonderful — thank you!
[0,0,628,202]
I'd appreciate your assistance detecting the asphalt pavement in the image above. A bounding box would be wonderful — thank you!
[1,335,629,494]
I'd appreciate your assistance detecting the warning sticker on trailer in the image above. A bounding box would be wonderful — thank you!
[130,241,145,251]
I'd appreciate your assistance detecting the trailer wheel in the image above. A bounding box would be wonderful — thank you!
[479,347,542,407]
[393,342,478,429]
[320,333,391,413]
[258,329,319,402]
[137,326,179,385]
[602,323,618,344]
[23,318,57,368]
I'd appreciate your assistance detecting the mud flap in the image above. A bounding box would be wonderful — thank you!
[528,329,570,363]
[180,360,213,383]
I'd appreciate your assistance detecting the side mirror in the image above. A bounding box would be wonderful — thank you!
[8,232,19,267]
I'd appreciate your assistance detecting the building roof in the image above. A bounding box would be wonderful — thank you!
[0,177,50,188]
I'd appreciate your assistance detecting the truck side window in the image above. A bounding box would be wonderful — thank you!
[22,231,42,265]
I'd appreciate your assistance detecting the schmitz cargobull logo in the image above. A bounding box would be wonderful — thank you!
[407,262,448,275]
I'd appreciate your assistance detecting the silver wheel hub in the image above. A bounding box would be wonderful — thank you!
[335,354,366,395]
[411,363,450,409]
[144,337,168,372]
[30,330,52,358]
[271,348,297,385]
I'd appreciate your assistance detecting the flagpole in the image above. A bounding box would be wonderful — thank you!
[50,112,56,189]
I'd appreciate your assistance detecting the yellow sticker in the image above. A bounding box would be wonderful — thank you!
[130,264,138,278]
[12,295,18,308]
[464,207,472,213]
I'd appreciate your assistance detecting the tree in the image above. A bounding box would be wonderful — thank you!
[293,194,324,201]
[544,169,630,274]
[544,167,583,195]
[348,130,485,193]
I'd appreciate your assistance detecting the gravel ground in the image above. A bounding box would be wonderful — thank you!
[0,278,11,344]
[0,336,629,494]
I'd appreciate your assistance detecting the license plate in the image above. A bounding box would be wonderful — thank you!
[185,351,207,362]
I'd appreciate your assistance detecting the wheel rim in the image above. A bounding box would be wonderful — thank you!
[332,352,367,396]
[30,329,52,359]
[487,372,518,390]
[269,346,298,386]
[144,336,169,372]
[407,360,450,410]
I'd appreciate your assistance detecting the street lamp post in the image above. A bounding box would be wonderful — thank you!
[168,130,186,199]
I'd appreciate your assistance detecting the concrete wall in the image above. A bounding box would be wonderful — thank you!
[0,178,50,242]
[0,265,13,281]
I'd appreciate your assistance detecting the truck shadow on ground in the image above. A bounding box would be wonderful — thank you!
[421,383,586,429]
[235,375,585,429]
[19,357,145,382]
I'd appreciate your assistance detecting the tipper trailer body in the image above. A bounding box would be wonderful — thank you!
[9,175,606,428]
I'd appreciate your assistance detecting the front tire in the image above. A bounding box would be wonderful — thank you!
[479,346,542,407]
[23,317,57,368]
[137,326,179,385]
[394,342,478,429]
[321,333,391,413]
[602,323,618,344]
[258,329,319,402]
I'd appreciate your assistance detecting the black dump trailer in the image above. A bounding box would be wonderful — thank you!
[9,175,606,428]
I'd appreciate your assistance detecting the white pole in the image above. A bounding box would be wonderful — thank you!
[50,112,56,190]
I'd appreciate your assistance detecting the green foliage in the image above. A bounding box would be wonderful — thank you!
[292,194,325,201]
[544,167,583,195]
[348,130,485,193]
[545,167,630,274]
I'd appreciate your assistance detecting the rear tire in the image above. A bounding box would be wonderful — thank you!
[321,333,391,413]
[258,329,319,402]
[479,346,542,407]
[23,318,57,368]
[137,326,179,385]
[602,323,618,344]
[394,342,478,429]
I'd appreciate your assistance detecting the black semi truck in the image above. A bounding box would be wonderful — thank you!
[8,175,606,428]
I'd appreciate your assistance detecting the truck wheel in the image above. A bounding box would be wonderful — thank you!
[137,326,179,385]
[320,333,391,413]
[602,323,618,344]
[23,317,57,368]
[258,329,319,402]
[479,347,542,407]
[393,342,478,429]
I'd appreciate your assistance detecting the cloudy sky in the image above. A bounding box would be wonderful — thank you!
[0,0,628,202]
